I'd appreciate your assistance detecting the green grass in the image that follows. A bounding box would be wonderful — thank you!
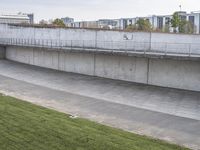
[0,93,189,150]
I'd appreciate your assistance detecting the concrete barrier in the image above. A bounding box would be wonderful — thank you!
[6,46,200,92]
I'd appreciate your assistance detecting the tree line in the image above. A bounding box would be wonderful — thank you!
[39,12,196,34]
[126,12,195,34]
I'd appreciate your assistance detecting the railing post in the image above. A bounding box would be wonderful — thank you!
[125,41,127,53]
[165,43,167,55]
[189,43,191,57]
[60,40,62,49]
[144,42,146,55]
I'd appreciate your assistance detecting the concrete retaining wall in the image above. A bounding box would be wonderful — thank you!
[6,46,200,92]
[6,46,96,76]
[95,54,148,83]
[148,59,200,91]
[0,47,5,59]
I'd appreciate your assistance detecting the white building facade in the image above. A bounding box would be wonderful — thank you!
[0,13,34,24]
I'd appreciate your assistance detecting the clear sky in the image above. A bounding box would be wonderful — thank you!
[0,0,200,22]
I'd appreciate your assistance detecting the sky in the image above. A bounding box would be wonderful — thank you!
[0,0,200,23]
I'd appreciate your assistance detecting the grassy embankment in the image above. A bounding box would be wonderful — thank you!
[0,94,189,150]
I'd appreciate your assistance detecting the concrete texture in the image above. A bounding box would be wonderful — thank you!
[151,33,200,54]
[0,60,200,121]
[6,46,96,76]
[149,59,200,91]
[0,47,5,59]
[2,24,200,53]
[95,54,148,83]
[0,61,199,149]
[6,46,200,92]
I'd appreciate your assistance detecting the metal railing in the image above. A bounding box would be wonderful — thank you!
[0,38,200,57]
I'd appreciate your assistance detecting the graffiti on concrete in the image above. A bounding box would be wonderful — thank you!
[123,34,133,40]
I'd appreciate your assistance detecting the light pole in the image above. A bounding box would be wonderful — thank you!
[179,5,182,11]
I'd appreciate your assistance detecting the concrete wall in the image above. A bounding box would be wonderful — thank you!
[6,46,200,92]
[2,24,200,53]
[2,24,200,91]
[6,46,96,76]
[0,47,5,59]
[95,54,148,83]
[151,32,200,54]
[148,59,200,91]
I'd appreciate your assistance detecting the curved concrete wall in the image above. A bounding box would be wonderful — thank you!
[6,46,200,92]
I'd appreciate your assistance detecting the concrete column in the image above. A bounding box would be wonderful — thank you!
[0,47,5,59]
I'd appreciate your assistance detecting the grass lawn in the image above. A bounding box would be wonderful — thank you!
[0,93,189,150]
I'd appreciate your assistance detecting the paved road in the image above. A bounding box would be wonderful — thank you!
[0,60,200,149]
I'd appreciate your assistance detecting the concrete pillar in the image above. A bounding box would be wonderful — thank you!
[0,47,5,59]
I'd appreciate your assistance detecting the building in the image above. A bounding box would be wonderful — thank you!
[0,12,34,24]
[98,19,120,29]
[27,13,34,24]
[62,11,200,34]
[120,11,200,34]
[69,19,120,29]
[68,21,98,28]
[61,17,74,26]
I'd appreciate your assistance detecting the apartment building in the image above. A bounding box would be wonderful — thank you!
[63,11,200,34]
[120,11,200,34]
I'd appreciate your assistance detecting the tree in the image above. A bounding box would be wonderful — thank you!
[171,12,195,34]
[125,19,152,32]
[171,12,180,33]
[179,20,195,34]
[52,18,66,27]
[163,24,170,33]
[136,19,152,31]
[125,24,137,31]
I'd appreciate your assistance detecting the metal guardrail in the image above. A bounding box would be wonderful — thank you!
[0,38,200,57]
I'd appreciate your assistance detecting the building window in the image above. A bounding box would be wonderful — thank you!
[189,16,195,25]
[129,20,132,25]
[165,17,171,25]
[157,17,163,29]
